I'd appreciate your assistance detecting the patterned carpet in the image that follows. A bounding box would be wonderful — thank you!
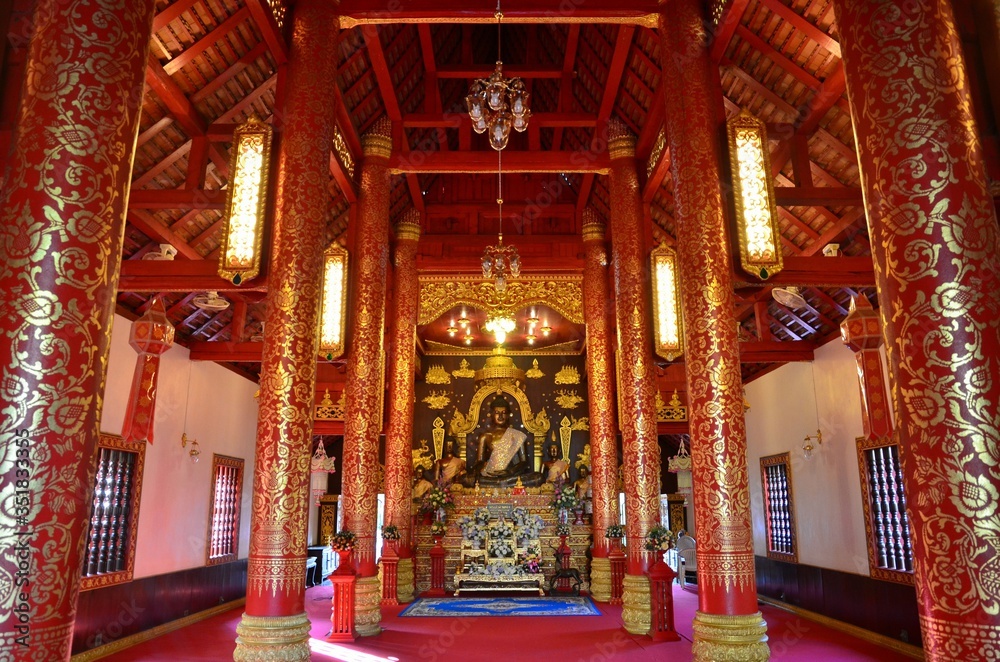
[400,596,601,617]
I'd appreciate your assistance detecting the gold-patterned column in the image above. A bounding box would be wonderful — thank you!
[607,121,662,635]
[340,116,392,637]
[582,209,619,604]
[659,0,768,658]
[235,1,339,660]
[383,210,421,604]
[835,0,1000,657]
[0,0,156,658]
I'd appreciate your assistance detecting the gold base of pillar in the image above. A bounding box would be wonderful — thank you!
[234,612,311,662]
[354,575,382,637]
[692,611,770,662]
[397,557,415,604]
[590,557,612,603]
[622,573,651,635]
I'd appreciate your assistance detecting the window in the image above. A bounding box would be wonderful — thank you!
[760,453,797,563]
[207,454,244,565]
[857,438,914,584]
[81,433,145,590]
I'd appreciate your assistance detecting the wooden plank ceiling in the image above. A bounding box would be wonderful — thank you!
[3,0,998,384]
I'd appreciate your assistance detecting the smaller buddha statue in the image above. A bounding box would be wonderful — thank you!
[434,437,466,487]
[542,444,570,484]
[574,466,592,517]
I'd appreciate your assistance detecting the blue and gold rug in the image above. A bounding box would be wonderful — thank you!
[400,597,601,617]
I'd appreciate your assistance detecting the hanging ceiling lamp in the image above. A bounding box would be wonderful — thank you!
[218,116,272,285]
[466,1,531,151]
[481,147,521,293]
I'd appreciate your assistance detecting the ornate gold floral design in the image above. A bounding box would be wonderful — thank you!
[554,364,581,384]
[422,391,451,410]
[417,274,584,325]
[425,364,451,384]
[412,440,434,472]
[554,389,585,410]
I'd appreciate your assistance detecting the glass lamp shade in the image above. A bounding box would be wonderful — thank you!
[510,254,521,277]
[510,84,529,115]
[487,69,506,110]
[466,85,486,121]
[496,275,507,292]
[482,256,493,278]
[489,114,512,151]
[512,113,528,132]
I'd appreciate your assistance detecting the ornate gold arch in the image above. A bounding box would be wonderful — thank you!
[451,382,553,472]
[418,275,584,325]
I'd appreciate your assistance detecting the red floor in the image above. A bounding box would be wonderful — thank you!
[101,585,918,661]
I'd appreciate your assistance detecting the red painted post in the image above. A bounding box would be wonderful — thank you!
[609,545,626,605]
[328,559,357,641]
[381,542,399,606]
[426,538,447,597]
[555,535,573,593]
[649,556,681,642]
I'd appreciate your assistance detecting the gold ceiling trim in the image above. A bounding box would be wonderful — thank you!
[423,340,582,356]
[418,274,584,326]
[339,15,659,29]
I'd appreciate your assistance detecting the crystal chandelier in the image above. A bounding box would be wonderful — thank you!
[465,1,531,151]
[481,145,521,292]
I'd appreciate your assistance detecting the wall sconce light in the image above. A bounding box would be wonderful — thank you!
[181,433,201,463]
[218,116,273,285]
[802,429,823,460]
[540,325,552,336]
[651,242,684,361]
[727,109,783,280]
[318,244,349,361]
[447,324,458,336]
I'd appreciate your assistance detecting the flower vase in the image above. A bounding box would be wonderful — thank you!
[558,508,569,525]
[435,507,446,523]
[333,549,354,576]
[574,508,584,525]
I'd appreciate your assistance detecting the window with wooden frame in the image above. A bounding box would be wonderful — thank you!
[857,437,914,584]
[81,433,146,590]
[207,454,244,565]
[760,452,798,563]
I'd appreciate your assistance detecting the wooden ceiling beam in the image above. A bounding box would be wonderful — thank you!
[734,255,875,288]
[126,210,203,260]
[132,140,192,188]
[152,0,199,32]
[118,259,267,292]
[144,52,207,137]
[758,0,841,58]
[362,25,425,212]
[435,65,563,78]
[336,0,663,26]
[214,73,277,123]
[163,7,251,76]
[245,0,288,64]
[710,0,752,62]
[402,113,598,129]
[136,117,175,149]
[129,189,227,209]
[554,24,582,150]
[773,185,862,206]
[734,24,820,90]
[577,25,636,214]
[793,61,845,137]
[192,41,269,104]
[389,150,610,173]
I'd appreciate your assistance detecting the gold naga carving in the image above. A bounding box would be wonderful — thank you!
[417,275,584,326]
[426,364,452,384]
[554,365,581,384]
[422,391,451,410]
[412,440,434,471]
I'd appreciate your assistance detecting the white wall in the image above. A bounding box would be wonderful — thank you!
[744,338,872,576]
[100,314,258,579]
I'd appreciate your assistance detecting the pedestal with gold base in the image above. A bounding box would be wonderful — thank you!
[354,576,383,637]
[397,556,415,603]
[691,612,769,662]
[622,573,652,635]
[233,613,311,662]
[590,556,612,603]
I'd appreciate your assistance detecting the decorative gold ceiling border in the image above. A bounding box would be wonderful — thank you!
[423,340,582,356]
[339,15,659,29]
[418,274,584,326]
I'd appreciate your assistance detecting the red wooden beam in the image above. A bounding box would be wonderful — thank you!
[389,150,610,173]
[153,0,199,32]
[733,256,875,288]
[709,0,752,63]
[245,0,288,64]
[144,53,207,137]
[126,211,204,260]
[402,113,598,129]
[336,0,662,26]
[192,41,270,104]
[758,0,841,58]
[794,61,846,136]
[773,185,862,206]
[189,341,265,362]
[435,65,563,78]
[128,189,227,209]
[739,340,816,362]
[734,25,820,90]
[118,260,267,292]
[554,24,581,150]
[163,7,251,75]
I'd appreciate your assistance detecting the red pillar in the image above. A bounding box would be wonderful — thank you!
[235,1,339,659]
[581,209,620,603]
[383,210,421,604]
[606,120,662,635]
[0,0,155,658]
[659,0,768,658]
[834,0,1000,657]
[341,116,393,637]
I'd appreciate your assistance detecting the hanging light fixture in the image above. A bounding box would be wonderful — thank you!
[218,116,272,285]
[466,1,530,151]
[651,242,684,361]
[310,441,337,505]
[318,244,349,361]
[668,437,693,500]
[481,138,522,292]
[727,109,783,280]
[484,314,516,345]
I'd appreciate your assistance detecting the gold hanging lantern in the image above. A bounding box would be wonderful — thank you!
[651,242,683,361]
[218,116,272,285]
[727,109,783,280]
[318,245,349,360]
